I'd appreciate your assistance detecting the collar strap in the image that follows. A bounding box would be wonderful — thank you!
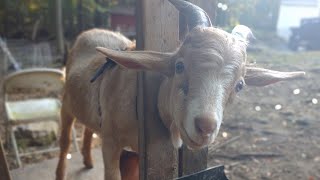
[90,57,117,83]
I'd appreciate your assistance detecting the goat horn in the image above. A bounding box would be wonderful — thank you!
[169,0,212,30]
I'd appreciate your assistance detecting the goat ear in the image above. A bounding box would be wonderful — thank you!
[231,25,254,43]
[96,47,174,76]
[245,67,305,86]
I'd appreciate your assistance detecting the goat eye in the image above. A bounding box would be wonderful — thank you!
[175,62,184,74]
[235,80,244,92]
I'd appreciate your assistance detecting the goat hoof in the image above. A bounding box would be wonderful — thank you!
[83,161,94,169]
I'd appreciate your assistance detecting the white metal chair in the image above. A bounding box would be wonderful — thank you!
[2,68,79,167]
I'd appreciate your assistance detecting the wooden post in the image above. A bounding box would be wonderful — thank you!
[178,0,217,177]
[179,147,208,176]
[55,0,65,56]
[137,0,217,179]
[136,0,179,179]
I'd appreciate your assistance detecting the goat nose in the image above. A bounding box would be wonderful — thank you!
[195,114,217,137]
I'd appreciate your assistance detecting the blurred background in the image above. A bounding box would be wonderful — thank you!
[0,0,319,179]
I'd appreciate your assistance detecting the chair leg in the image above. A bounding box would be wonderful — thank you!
[71,127,79,152]
[10,128,21,167]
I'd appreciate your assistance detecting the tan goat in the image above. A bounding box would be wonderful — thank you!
[56,0,305,179]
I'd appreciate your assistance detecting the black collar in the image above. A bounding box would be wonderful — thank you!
[90,57,117,127]
[90,57,117,83]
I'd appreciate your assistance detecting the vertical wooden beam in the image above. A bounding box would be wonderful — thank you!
[135,1,145,179]
[179,147,208,176]
[179,0,217,177]
[136,0,179,179]
[142,0,179,51]
[137,0,217,178]
[135,0,144,51]
[55,0,65,56]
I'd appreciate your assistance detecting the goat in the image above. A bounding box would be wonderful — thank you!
[56,0,305,179]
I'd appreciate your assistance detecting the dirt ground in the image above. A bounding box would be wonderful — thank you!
[209,49,320,180]
[1,41,319,180]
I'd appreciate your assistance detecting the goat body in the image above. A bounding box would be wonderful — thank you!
[56,1,304,180]
[56,29,139,180]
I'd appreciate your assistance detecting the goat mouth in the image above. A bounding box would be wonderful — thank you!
[181,127,204,149]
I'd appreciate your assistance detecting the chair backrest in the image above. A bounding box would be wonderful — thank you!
[3,68,64,95]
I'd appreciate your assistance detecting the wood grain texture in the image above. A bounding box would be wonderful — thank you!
[143,0,179,51]
[179,146,208,176]
[178,0,215,177]
[137,0,179,179]
[137,0,217,179]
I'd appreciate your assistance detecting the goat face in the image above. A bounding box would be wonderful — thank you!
[164,27,248,149]
[96,0,304,150]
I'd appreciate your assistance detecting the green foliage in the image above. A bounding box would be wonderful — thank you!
[0,0,135,39]
[1,0,48,37]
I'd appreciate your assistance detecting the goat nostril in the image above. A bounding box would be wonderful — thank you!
[195,115,217,136]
